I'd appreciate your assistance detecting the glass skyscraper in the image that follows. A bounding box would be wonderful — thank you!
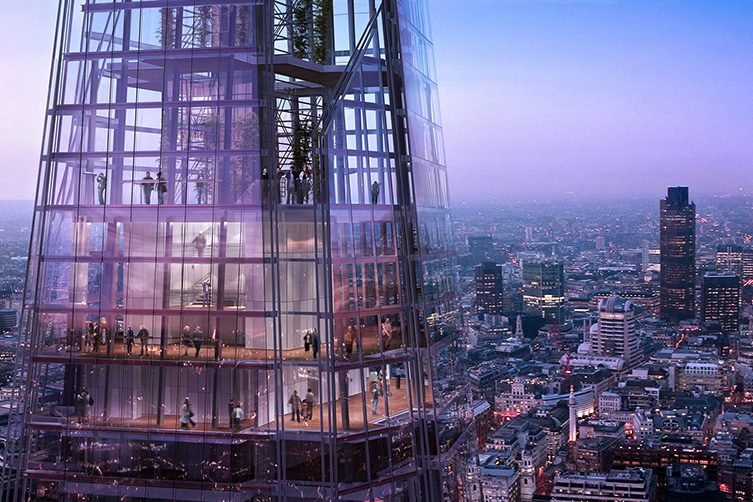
[3,1,478,500]
[660,186,696,322]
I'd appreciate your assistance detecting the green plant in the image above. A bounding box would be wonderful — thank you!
[312,0,332,64]
[158,8,176,49]
[231,112,259,200]
[292,0,312,58]
[236,5,251,46]
[291,119,312,178]
[196,6,213,48]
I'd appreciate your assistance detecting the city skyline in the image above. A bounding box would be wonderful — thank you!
[2,1,753,202]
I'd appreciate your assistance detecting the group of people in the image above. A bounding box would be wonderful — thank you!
[75,322,149,356]
[302,329,320,359]
[94,170,168,206]
[260,168,313,205]
[227,399,246,431]
[181,325,206,358]
[340,317,394,360]
[141,171,168,205]
[288,388,316,423]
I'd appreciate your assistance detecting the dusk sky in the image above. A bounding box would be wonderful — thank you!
[2,1,753,202]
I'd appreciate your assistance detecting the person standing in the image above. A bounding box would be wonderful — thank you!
[180,397,196,429]
[192,325,203,358]
[195,168,207,204]
[343,325,355,359]
[92,323,101,352]
[371,180,379,204]
[311,329,320,359]
[227,398,235,430]
[381,316,392,351]
[305,388,315,420]
[142,171,155,204]
[394,364,402,390]
[156,170,167,205]
[288,390,302,423]
[262,167,270,203]
[96,172,107,205]
[232,401,243,431]
[296,170,305,204]
[125,326,135,355]
[138,325,149,356]
[75,389,90,424]
[371,383,379,415]
[301,172,311,204]
[192,232,207,258]
[181,325,192,357]
[202,280,211,306]
[286,171,295,204]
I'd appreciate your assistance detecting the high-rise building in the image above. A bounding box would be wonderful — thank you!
[660,186,696,321]
[522,260,565,323]
[476,262,504,320]
[701,273,740,332]
[3,1,478,500]
[592,295,641,368]
[715,244,753,281]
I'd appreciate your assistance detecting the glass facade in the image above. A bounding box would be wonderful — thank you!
[660,186,696,322]
[4,0,478,500]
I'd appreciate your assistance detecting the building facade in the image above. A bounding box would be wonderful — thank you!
[660,186,696,321]
[3,1,479,500]
[522,260,565,323]
[700,273,740,332]
[476,262,504,320]
[593,295,641,368]
[551,469,656,502]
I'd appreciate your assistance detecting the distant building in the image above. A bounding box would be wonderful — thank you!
[551,468,656,502]
[666,464,722,502]
[715,244,753,282]
[660,186,696,321]
[479,454,521,502]
[700,273,740,333]
[0,310,16,331]
[495,381,541,419]
[572,436,620,472]
[476,262,504,320]
[522,260,565,323]
[592,296,641,368]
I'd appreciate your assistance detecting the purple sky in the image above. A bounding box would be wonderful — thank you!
[2,1,753,203]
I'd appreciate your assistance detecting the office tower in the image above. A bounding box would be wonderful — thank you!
[660,186,696,321]
[4,1,478,500]
[475,262,504,320]
[716,244,753,281]
[522,260,565,323]
[701,273,740,332]
[592,296,641,368]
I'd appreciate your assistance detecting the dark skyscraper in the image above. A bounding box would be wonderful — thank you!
[522,260,565,323]
[3,1,479,500]
[660,186,696,321]
[701,273,740,332]
[476,262,504,319]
